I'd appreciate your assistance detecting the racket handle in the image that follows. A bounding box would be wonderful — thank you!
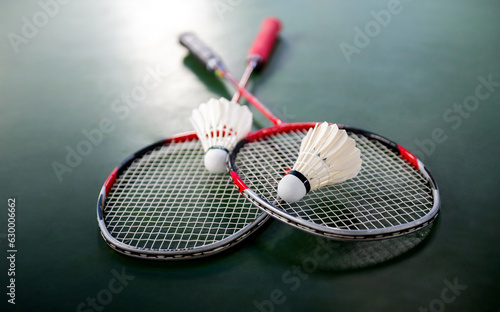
[179,32,224,71]
[247,17,282,68]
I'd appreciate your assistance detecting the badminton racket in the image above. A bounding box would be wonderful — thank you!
[96,18,281,260]
[183,35,441,240]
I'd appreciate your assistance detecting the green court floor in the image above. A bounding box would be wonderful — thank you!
[1,1,499,311]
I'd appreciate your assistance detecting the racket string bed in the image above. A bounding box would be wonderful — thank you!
[233,129,435,235]
[103,139,262,253]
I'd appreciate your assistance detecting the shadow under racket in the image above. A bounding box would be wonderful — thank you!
[257,217,439,272]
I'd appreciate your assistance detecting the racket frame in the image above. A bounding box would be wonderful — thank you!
[97,132,269,260]
[228,122,440,240]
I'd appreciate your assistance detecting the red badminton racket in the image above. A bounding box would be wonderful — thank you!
[182,33,440,240]
[96,18,282,260]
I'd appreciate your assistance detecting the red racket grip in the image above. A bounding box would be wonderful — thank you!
[247,17,282,67]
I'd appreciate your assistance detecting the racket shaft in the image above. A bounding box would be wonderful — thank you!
[219,68,283,126]
[231,60,256,103]
[233,17,282,102]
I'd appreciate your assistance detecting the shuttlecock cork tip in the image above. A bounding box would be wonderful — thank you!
[277,171,310,203]
[204,148,228,174]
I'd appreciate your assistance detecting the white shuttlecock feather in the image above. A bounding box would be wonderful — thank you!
[190,97,252,174]
[277,122,362,203]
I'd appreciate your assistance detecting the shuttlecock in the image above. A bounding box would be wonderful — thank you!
[277,122,362,203]
[190,97,252,174]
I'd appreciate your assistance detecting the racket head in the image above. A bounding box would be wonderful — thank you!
[97,132,269,260]
[229,122,440,240]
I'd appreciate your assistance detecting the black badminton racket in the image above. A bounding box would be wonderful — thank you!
[96,18,282,260]
[184,35,441,241]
